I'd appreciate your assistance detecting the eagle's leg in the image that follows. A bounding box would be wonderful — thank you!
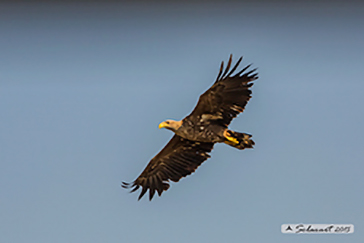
[223,130,255,150]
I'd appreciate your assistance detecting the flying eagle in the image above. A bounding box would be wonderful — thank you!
[122,55,258,200]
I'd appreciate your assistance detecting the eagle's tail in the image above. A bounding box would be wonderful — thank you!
[223,130,255,150]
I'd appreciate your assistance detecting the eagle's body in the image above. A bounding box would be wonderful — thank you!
[122,55,258,200]
[174,117,226,143]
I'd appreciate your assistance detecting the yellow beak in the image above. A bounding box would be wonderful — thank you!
[159,121,168,129]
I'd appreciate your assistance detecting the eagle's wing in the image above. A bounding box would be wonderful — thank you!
[186,55,258,128]
[122,135,214,201]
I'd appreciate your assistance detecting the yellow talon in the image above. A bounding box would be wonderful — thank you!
[226,135,239,145]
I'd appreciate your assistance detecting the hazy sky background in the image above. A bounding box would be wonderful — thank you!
[1,1,363,243]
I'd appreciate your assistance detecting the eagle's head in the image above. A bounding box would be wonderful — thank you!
[158,119,182,132]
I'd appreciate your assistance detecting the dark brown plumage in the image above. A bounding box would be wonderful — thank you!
[122,55,258,200]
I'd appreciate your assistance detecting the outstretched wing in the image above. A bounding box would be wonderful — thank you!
[187,55,258,128]
[122,135,214,201]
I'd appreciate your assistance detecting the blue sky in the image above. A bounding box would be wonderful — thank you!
[1,2,363,243]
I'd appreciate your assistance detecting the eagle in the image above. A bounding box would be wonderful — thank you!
[122,55,258,200]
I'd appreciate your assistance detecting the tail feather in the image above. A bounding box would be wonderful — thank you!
[224,130,255,150]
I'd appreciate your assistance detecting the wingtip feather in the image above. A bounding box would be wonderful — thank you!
[121,181,130,189]
[138,187,148,201]
[221,54,233,79]
[215,61,224,83]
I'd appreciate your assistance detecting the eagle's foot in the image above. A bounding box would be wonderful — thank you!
[224,130,255,150]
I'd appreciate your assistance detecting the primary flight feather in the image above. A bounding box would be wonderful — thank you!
[122,55,258,200]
